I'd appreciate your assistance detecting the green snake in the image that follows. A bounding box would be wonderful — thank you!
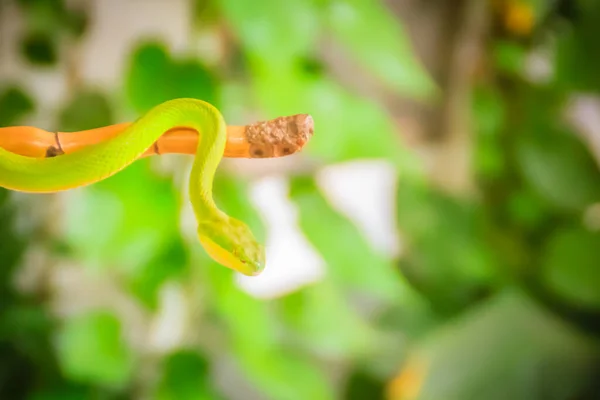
[0,98,265,276]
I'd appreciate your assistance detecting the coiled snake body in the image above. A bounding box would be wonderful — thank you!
[0,99,274,275]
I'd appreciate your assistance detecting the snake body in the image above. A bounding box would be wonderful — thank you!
[0,98,264,275]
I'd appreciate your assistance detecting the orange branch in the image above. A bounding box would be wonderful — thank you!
[0,114,314,159]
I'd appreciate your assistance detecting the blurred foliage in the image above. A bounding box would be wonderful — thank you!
[56,311,134,388]
[390,290,598,400]
[0,85,35,125]
[126,43,219,114]
[58,90,114,132]
[155,350,222,400]
[2,0,600,399]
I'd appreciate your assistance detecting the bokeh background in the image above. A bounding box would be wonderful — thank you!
[2,0,600,399]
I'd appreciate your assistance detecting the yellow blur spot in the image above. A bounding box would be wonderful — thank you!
[387,356,428,400]
[199,235,254,275]
[505,0,535,36]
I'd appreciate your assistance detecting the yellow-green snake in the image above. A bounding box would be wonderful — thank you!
[0,98,264,276]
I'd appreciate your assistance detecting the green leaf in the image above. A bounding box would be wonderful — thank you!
[20,32,58,66]
[325,0,435,99]
[0,85,35,126]
[396,182,499,312]
[125,42,219,114]
[0,305,53,358]
[506,188,549,230]
[221,0,426,170]
[541,225,600,309]
[473,85,506,137]
[492,41,527,77]
[125,43,171,113]
[342,368,386,400]
[29,389,86,400]
[63,160,186,311]
[516,127,600,213]
[0,189,27,295]
[251,64,422,171]
[392,290,597,400]
[58,90,114,131]
[218,0,320,65]
[63,160,181,273]
[63,8,89,38]
[239,349,336,400]
[28,384,110,400]
[472,85,506,179]
[554,0,600,92]
[16,0,67,33]
[278,281,377,358]
[289,175,409,303]
[192,0,221,27]
[56,311,133,387]
[155,350,221,400]
[128,238,189,310]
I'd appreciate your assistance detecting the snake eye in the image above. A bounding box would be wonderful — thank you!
[232,248,245,262]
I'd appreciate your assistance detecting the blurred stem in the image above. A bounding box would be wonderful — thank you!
[427,0,491,196]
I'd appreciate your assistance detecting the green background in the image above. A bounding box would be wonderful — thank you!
[2,0,600,399]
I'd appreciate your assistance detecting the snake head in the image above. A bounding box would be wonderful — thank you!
[197,216,265,276]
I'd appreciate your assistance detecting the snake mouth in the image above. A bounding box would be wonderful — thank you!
[233,258,264,276]
[245,264,264,276]
[237,252,266,276]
